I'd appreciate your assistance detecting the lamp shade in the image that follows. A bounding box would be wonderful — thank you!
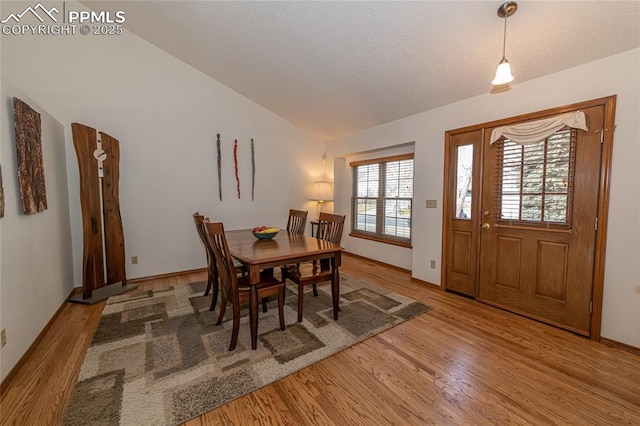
[310,181,333,201]
[492,58,514,86]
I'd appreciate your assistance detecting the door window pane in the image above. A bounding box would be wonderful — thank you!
[497,128,575,225]
[456,145,473,219]
[544,194,568,222]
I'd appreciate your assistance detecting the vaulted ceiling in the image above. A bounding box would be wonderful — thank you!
[84,1,640,140]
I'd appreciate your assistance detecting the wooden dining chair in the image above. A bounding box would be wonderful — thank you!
[205,221,286,351]
[193,212,217,300]
[193,212,246,311]
[281,212,345,322]
[286,209,308,235]
[281,209,309,273]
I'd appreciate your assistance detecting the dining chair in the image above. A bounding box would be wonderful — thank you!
[280,209,309,273]
[281,212,345,322]
[205,221,286,351]
[193,212,217,300]
[286,209,308,235]
[193,212,246,311]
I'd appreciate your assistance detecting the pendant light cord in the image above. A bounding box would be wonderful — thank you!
[502,15,508,59]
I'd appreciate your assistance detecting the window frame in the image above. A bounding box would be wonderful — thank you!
[349,153,414,248]
[494,128,576,231]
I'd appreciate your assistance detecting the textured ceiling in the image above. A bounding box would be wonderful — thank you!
[84,1,640,140]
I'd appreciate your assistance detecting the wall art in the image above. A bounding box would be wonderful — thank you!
[0,164,5,218]
[13,97,47,214]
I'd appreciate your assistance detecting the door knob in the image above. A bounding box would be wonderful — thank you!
[481,223,491,230]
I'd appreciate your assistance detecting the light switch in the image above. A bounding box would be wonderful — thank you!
[426,199,437,208]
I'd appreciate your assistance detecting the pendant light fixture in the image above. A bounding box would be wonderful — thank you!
[492,1,518,86]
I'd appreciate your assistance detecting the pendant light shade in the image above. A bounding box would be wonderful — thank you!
[492,2,517,86]
[492,58,514,85]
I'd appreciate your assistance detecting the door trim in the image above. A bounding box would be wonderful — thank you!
[441,95,616,341]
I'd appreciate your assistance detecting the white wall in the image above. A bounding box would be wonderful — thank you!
[0,79,74,382]
[1,1,325,287]
[1,1,325,379]
[326,48,640,347]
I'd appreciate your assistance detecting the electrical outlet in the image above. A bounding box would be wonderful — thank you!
[131,256,138,265]
[426,199,438,208]
[1,329,6,348]
[430,260,436,269]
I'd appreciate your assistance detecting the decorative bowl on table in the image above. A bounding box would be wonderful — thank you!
[252,226,279,240]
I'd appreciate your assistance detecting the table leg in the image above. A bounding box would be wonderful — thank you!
[331,261,340,320]
[249,284,258,350]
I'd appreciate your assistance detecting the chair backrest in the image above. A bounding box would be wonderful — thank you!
[194,213,219,275]
[287,209,308,234]
[204,222,239,305]
[193,212,206,245]
[317,212,345,244]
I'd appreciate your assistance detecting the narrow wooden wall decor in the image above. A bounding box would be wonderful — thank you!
[251,138,255,201]
[216,133,222,201]
[0,164,5,218]
[234,139,241,199]
[69,123,135,304]
[12,98,47,214]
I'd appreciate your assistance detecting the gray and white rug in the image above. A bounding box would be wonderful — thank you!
[63,273,431,425]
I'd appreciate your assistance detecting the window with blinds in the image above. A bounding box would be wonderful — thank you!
[496,127,576,226]
[350,154,414,246]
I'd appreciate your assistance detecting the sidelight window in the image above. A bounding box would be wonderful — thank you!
[455,144,474,219]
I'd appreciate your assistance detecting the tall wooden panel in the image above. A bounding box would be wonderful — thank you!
[100,131,126,285]
[72,123,105,299]
[70,123,133,303]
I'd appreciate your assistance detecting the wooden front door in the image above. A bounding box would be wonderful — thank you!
[442,97,616,337]
[477,105,604,335]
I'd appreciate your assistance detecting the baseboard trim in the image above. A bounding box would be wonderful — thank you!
[343,251,411,273]
[127,267,207,284]
[600,337,640,356]
[343,252,439,289]
[0,286,78,395]
[410,276,440,290]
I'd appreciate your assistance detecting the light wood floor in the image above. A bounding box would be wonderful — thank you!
[1,253,639,425]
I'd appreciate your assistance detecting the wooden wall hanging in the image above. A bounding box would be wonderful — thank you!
[0,164,5,218]
[234,139,241,199]
[214,134,257,201]
[69,123,136,304]
[251,138,255,201]
[216,133,222,201]
[12,98,47,214]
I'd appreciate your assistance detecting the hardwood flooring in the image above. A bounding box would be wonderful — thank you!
[1,253,639,425]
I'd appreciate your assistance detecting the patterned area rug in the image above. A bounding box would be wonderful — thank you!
[63,273,431,425]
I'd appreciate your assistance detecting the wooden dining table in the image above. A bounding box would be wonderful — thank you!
[224,229,343,349]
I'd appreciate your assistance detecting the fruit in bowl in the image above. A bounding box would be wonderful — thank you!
[251,226,280,240]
